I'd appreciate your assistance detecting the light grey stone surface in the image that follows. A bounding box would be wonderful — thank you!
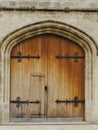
[0,0,98,9]
[0,124,98,130]
[0,11,98,45]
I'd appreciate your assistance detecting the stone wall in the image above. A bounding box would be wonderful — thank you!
[0,124,98,130]
[0,0,98,9]
[0,11,98,45]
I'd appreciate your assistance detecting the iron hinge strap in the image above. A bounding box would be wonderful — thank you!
[55,96,85,107]
[11,55,40,59]
[10,100,40,104]
[11,51,40,62]
[56,55,85,59]
[10,97,40,108]
[56,54,85,63]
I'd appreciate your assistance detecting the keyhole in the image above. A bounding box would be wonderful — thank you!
[44,86,48,91]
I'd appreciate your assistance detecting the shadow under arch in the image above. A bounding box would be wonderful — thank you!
[0,21,97,123]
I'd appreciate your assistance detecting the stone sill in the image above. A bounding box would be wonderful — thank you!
[0,122,97,126]
[0,117,96,125]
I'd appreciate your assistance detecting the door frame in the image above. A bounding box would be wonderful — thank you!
[0,21,97,123]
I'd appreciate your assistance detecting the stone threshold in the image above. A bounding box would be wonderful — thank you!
[4,117,92,125]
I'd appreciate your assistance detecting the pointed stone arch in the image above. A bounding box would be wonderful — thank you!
[0,21,97,123]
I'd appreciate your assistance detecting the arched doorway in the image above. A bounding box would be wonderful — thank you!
[10,34,85,120]
[0,21,97,123]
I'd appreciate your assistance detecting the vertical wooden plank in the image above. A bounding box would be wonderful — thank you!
[30,75,45,118]
[47,35,59,117]
[57,39,67,117]
[10,44,23,118]
[69,41,85,117]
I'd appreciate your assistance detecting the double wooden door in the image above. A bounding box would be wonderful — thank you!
[10,34,85,119]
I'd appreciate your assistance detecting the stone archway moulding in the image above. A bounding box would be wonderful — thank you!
[0,21,97,123]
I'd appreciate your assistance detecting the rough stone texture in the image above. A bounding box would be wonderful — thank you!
[0,0,98,9]
[0,11,98,45]
[0,124,98,130]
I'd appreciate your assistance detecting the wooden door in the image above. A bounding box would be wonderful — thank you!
[47,35,85,117]
[10,36,47,118]
[10,34,85,119]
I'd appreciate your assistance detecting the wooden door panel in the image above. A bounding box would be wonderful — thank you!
[10,35,47,118]
[10,34,85,119]
[47,36,59,117]
[30,75,45,118]
[47,35,85,117]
